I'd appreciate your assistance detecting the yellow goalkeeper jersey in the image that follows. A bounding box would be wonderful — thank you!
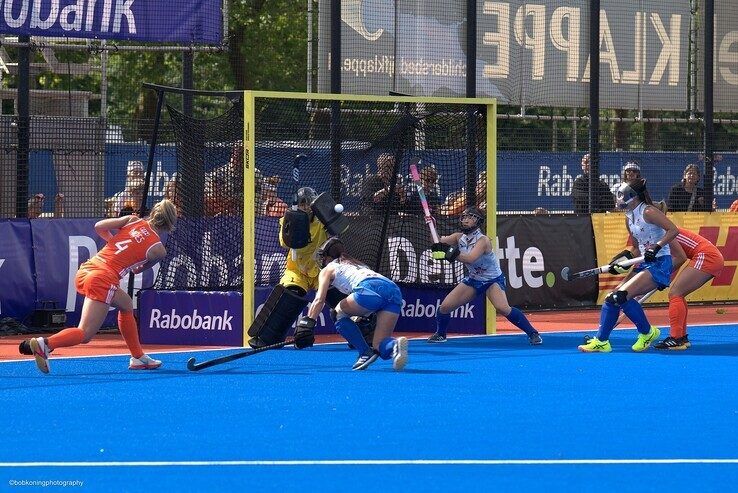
[278,216,327,278]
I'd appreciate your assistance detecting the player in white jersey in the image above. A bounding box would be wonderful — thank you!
[579,178,679,353]
[429,207,542,344]
[297,237,409,371]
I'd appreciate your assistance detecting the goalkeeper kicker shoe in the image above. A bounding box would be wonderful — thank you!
[129,354,162,370]
[578,337,612,353]
[29,337,51,374]
[632,326,660,352]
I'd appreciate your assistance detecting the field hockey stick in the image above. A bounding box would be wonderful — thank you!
[409,161,440,243]
[290,154,306,261]
[561,256,644,281]
[187,338,295,371]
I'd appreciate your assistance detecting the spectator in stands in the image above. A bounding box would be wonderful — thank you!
[260,177,288,217]
[111,161,145,216]
[440,170,487,216]
[610,160,642,196]
[405,164,440,216]
[730,199,738,213]
[27,193,64,218]
[360,153,406,215]
[533,207,549,215]
[571,153,615,213]
[667,164,713,212]
[163,174,182,216]
[205,142,245,216]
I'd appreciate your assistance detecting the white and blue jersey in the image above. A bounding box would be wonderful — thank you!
[330,260,403,314]
[459,229,506,295]
[626,202,672,288]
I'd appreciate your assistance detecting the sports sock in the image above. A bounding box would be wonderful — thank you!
[505,307,537,336]
[335,318,372,355]
[47,328,84,350]
[436,312,451,337]
[377,337,396,360]
[668,295,688,339]
[596,301,620,341]
[621,298,652,334]
[118,311,144,359]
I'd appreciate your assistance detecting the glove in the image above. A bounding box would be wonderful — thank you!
[608,263,629,275]
[431,243,460,262]
[609,249,634,265]
[644,244,662,263]
[431,243,446,260]
[294,316,316,349]
[608,249,634,275]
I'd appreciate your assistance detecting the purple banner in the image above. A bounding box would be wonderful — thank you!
[0,220,35,319]
[138,290,242,346]
[0,1,222,44]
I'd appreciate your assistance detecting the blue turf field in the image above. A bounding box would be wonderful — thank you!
[2,325,738,491]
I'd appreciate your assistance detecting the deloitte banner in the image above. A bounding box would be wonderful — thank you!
[0,0,222,44]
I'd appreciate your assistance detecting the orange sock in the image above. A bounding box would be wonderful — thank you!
[118,311,143,359]
[47,328,85,350]
[668,295,688,338]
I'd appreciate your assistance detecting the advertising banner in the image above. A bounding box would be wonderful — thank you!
[319,0,690,110]
[138,290,243,346]
[592,212,738,304]
[0,0,222,44]
[0,221,36,319]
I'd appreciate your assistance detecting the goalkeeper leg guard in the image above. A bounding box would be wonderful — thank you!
[247,285,308,348]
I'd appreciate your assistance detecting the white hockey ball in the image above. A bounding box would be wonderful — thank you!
[334,203,344,213]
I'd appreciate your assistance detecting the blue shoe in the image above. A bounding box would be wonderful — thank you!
[529,333,543,345]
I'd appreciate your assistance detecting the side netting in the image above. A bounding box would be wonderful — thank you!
[153,99,245,291]
[245,92,496,297]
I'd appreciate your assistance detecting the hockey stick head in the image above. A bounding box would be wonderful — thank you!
[561,266,570,281]
[186,357,197,371]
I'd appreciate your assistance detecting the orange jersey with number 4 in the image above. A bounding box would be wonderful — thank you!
[93,218,162,277]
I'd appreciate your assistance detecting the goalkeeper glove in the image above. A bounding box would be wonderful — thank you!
[294,316,316,349]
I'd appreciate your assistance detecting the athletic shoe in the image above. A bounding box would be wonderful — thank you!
[392,337,408,371]
[529,332,543,345]
[18,340,32,355]
[352,350,379,371]
[682,334,692,348]
[632,326,660,352]
[654,335,689,351]
[427,333,447,343]
[129,354,162,370]
[578,337,612,353]
[29,337,51,374]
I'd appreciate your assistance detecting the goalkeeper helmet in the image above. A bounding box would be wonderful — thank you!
[460,207,484,233]
[296,187,317,207]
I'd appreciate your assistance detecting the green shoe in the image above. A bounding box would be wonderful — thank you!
[578,337,612,353]
[632,326,660,352]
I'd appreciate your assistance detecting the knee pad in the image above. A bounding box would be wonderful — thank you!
[605,290,628,306]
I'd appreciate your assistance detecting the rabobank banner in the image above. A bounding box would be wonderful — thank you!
[138,290,242,346]
[0,1,222,44]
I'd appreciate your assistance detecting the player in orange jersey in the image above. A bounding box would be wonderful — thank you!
[20,199,178,373]
[654,227,725,350]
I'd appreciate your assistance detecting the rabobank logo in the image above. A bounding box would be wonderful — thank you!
[402,298,475,319]
[150,309,233,331]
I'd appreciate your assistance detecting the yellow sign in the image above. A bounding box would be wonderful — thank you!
[591,212,738,304]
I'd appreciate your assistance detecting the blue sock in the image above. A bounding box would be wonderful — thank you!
[436,312,451,337]
[621,298,652,334]
[505,307,537,336]
[335,318,372,355]
[377,338,395,360]
[596,302,620,341]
